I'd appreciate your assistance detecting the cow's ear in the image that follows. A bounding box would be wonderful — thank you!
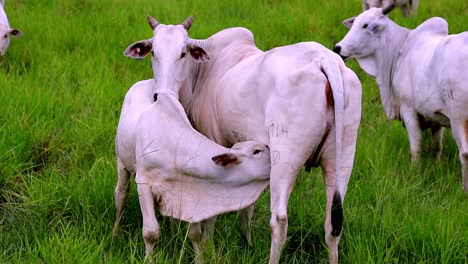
[343,17,355,28]
[211,153,240,167]
[9,28,22,38]
[124,40,153,59]
[187,43,210,62]
[367,21,385,34]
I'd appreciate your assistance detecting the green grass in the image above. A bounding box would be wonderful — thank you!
[1,0,467,263]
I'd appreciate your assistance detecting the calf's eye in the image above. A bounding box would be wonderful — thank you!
[362,24,368,29]
[253,149,262,155]
[180,52,186,59]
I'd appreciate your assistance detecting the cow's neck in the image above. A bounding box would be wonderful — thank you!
[359,21,410,120]
[177,135,231,179]
[179,38,213,124]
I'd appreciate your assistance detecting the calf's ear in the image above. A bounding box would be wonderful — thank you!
[124,40,153,59]
[343,17,355,28]
[9,28,22,38]
[212,153,240,167]
[187,42,210,62]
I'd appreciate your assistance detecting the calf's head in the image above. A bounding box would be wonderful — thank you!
[212,141,271,181]
[333,4,395,60]
[124,16,210,97]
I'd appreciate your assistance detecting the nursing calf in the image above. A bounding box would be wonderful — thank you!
[113,80,271,259]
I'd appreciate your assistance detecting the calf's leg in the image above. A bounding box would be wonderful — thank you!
[113,158,131,236]
[136,182,160,257]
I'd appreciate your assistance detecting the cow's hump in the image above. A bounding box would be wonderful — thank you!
[413,17,448,36]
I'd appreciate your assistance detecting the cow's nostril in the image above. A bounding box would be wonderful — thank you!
[333,45,341,54]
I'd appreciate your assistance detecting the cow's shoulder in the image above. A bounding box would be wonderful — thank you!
[413,17,448,36]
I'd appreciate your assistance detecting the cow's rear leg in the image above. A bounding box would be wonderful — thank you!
[431,126,444,161]
[268,137,325,264]
[113,158,131,236]
[136,181,160,257]
[239,205,255,246]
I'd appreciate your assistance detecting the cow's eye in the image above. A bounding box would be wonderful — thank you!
[180,52,186,59]
[362,24,368,29]
[3,35,7,38]
[253,149,262,155]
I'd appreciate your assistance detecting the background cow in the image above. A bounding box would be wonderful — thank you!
[0,0,22,56]
[363,0,419,17]
[334,5,468,191]
[125,16,362,264]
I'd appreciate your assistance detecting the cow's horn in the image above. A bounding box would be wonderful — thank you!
[182,16,193,31]
[147,16,159,30]
[382,3,395,15]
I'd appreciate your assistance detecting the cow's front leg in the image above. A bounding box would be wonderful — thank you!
[188,223,204,264]
[431,126,444,161]
[400,106,423,162]
[136,181,159,257]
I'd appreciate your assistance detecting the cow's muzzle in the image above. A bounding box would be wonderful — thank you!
[333,45,349,61]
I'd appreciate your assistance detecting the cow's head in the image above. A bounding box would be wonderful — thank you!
[0,24,22,56]
[124,16,210,97]
[333,4,395,61]
[212,141,271,181]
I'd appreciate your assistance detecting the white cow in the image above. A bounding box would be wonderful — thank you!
[363,0,419,17]
[114,79,271,260]
[0,0,22,56]
[114,17,270,261]
[125,16,361,264]
[334,5,468,191]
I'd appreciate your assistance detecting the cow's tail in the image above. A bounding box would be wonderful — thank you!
[320,53,344,237]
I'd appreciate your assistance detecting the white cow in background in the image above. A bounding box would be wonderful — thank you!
[125,15,361,264]
[114,17,271,262]
[363,0,419,17]
[334,5,468,191]
[0,0,22,56]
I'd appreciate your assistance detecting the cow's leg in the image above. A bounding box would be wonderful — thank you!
[239,205,255,246]
[136,182,159,257]
[449,118,468,192]
[400,106,423,162]
[431,126,444,161]
[188,223,204,264]
[113,158,131,236]
[268,124,326,264]
[201,216,217,245]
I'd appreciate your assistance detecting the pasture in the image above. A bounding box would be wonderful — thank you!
[0,0,467,263]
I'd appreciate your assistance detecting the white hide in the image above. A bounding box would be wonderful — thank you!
[335,7,468,191]
[115,80,270,257]
[362,0,419,16]
[0,1,22,56]
[127,25,362,264]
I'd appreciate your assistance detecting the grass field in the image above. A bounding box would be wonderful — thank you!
[1,0,467,263]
